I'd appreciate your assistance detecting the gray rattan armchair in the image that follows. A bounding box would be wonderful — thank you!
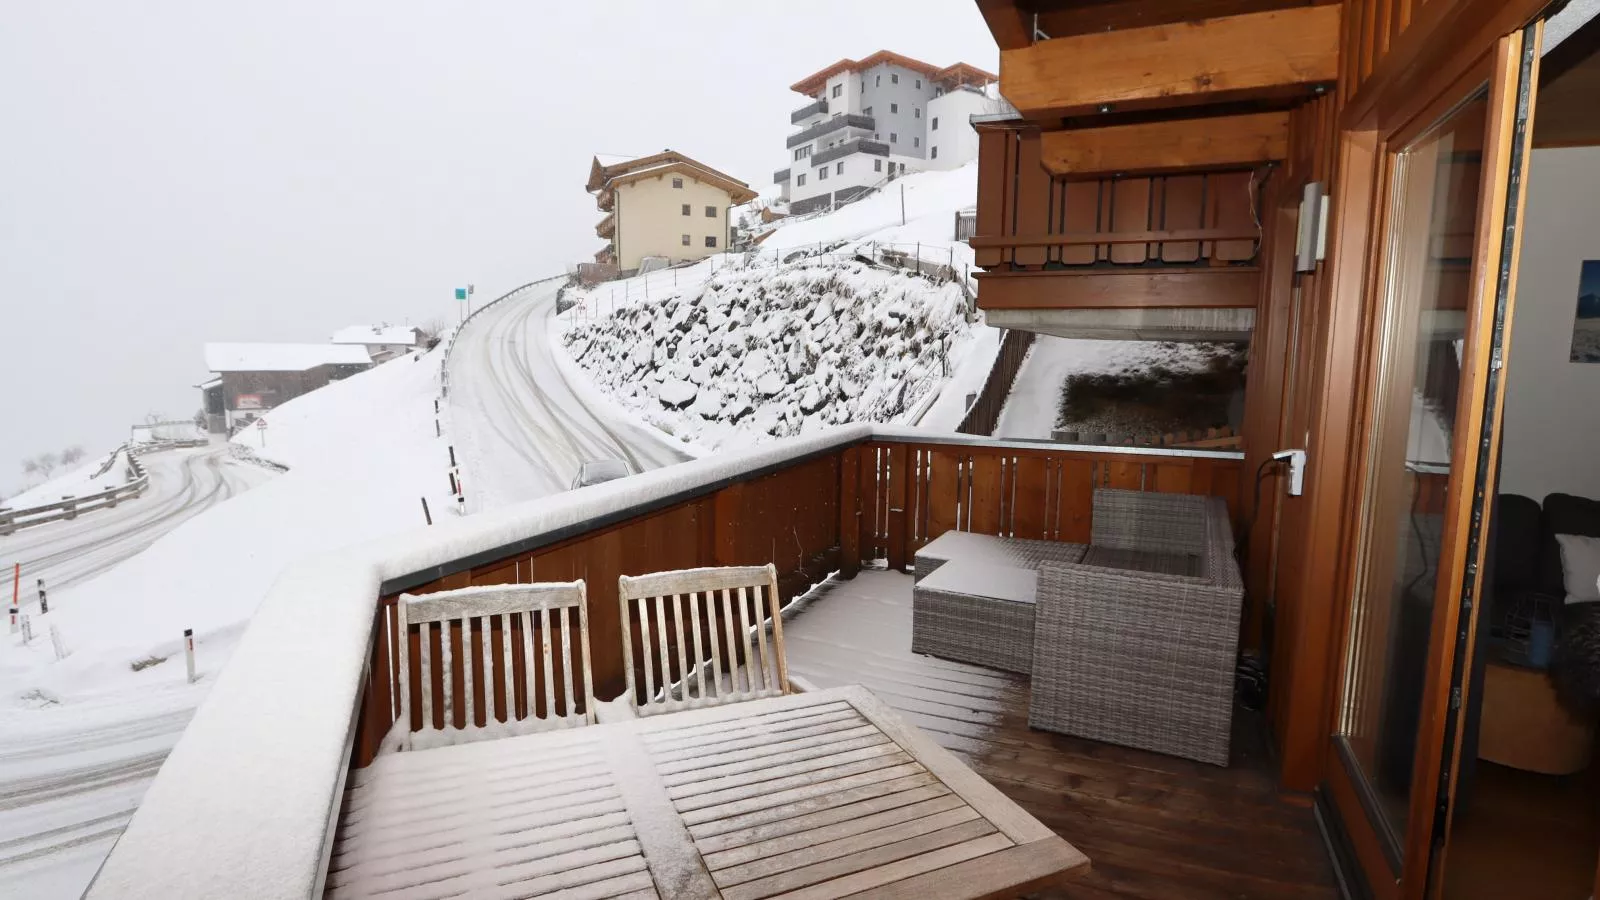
[1029,490,1244,766]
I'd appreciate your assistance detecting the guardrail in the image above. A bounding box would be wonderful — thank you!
[0,445,149,536]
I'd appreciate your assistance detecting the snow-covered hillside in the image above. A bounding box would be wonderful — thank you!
[0,345,454,896]
[563,261,976,448]
[559,163,997,449]
[5,447,129,510]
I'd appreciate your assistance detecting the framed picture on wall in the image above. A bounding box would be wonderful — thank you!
[1573,260,1600,364]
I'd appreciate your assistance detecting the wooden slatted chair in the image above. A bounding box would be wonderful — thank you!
[617,564,790,717]
[393,581,595,751]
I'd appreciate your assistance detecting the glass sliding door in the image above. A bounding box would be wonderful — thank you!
[1325,25,1540,900]
[1338,87,1489,853]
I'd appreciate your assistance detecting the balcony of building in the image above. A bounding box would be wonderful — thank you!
[810,139,890,169]
[786,113,875,149]
[967,1,1341,343]
[790,97,828,124]
[87,425,1340,898]
[595,211,615,240]
[773,167,790,185]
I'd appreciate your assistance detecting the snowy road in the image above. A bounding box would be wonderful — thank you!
[450,279,694,510]
[0,445,270,613]
[0,444,273,896]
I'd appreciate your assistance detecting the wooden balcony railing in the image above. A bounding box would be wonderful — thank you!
[88,426,1243,899]
[352,430,1245,767]
[971,124,1265,311]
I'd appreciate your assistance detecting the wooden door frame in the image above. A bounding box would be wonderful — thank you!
[1318,26,1541,900]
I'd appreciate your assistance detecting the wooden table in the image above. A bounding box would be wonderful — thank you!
[328,685,1088,899]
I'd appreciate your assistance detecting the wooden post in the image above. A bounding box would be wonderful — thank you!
[885,444,910,572]
[838,448,862,578]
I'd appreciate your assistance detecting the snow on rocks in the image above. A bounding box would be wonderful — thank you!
[562,259,976,450]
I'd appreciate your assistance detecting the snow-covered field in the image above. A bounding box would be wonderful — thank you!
[563,261,980,449]
[0,346,457,896]
[558,163,1000,450]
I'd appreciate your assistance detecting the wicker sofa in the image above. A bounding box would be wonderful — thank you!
[1031,490,1244,766]
[909,489,1244,766]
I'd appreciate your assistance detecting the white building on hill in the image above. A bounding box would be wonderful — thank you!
[332,324,425,362]
[774,51,1000,215]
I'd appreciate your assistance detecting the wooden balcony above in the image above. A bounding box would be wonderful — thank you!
[994,3,1340,119]
[969,124,1268,329]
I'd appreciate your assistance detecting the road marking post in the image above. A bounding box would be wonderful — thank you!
[184,629,197,683]
[50,624,67,661]
[20,615,32,644]
[37,578,48,615]
[8,606,16,635]
[421,496,433,526]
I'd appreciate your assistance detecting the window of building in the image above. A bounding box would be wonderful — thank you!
[874,159,882,172]
[891,73,899,84]
[913,137,920,148]
[875,75,880,86]
[704,205,716,217]
[915,78,922,89]
[931,117,939,131]
[705,235,717,248]
[890,103,898,113]
[931,147,938,159]
[835,161,843,175]
[681,203,690,216]
[797,174,806,186]
[831,84,842,98]
[672,177,683,189]
[794,147,809,161]
[914,108,921,118]
[681,234,691,246]
[818,167,828,181]
[935,87,944,97]
[863,106,871,116]
[890,133,897,143]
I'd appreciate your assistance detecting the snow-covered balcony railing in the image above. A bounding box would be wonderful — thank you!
[85,426,1244,899]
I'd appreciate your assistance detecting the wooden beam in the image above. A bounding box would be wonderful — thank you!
[976,0,1033,51]
[1039,111,1288,175]
[1000,5,1340,119]
[975,268,1259,309]
[969,226,1262,248]
[1032,0,1338,38]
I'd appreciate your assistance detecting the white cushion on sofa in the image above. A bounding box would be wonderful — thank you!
[1555,533,1600,604]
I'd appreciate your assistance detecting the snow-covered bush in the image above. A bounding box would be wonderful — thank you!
[562,259,974,449]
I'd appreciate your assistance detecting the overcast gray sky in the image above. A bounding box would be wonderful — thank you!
[0,1,997,495]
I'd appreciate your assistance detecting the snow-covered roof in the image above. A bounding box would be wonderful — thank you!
[204,343,372,373]
[330,324,419,346]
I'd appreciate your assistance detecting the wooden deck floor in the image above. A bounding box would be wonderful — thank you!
[782,569,1338,899]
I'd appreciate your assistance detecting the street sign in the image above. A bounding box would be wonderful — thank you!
[454,287,467,301]
[467,284,475,296]
[256,419,267,430]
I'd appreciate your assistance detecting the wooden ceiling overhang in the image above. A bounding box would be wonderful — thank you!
[977,0,1340,176]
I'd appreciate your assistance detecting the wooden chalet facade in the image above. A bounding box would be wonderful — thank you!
[971,0,1593,897]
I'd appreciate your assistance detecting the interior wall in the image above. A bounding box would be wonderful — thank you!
[1499,146,1600,503]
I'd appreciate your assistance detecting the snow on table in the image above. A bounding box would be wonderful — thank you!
[327,685,1086,900]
